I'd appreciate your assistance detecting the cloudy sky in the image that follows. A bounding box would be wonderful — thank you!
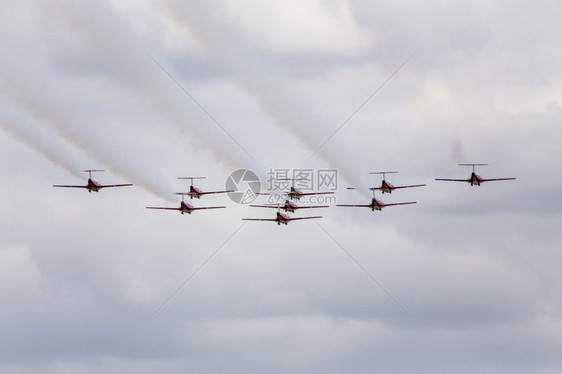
[1,0,561,373]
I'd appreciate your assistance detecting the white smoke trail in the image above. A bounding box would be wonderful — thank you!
[0,3,178,200]
[0,94,84,179]
[0,1,266,200]
[0,65,176,201]
[42,0,258,171]
[163,1,371,193]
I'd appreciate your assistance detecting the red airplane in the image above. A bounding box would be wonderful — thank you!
[367,171,426,194]
[337,192,416,212]
[250,199,328,213]
[53,170,133,192]
[286,186,333,201]
[242,211,322,225]
[435,164,516,186]
[146,193,226,214]
[177,177,234,199]
[271,178,334,201]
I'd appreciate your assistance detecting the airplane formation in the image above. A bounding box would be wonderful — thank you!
[52,164,516,225]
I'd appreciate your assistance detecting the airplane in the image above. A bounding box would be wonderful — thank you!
[146,193,226,214]
[250,199,329,213]
[177,176,234,199]
[287,186,334,201]
[53,170,133,192]
[242,211,322,225]
[337,191,416,212]
[366,171,426,194]
[435,164,516,186]
[273,178,334,201]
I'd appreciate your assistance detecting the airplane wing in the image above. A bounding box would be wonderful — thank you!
[189,206,226,210]
[242,218,278,221]
[145,206,181,211]
[373,183,426,190]
[293,205,329,209]
[382,201,417,207]
[297,192,334,196]
[287,216,322,221]
[434,178,470,182]
[336,204,372,208]
[479,177,516,182]
[53,184,88,189]
[249,204,328,209]
[97,183,134,189]
[197,190,234,196]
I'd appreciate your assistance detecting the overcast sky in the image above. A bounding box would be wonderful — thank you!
[1,1,562,373]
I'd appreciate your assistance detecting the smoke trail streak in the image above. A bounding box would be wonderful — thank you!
[0,5,178,200]
[164,2,370,192]
[45,1,256,171]
[0,94,83,179]
[0,75,176,200]
[306,52,416,161]
[0,1,264,201]
[145,51,259,166]
[0,73,176,200]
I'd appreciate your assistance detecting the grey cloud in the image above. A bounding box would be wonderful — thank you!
[1,1,562,373]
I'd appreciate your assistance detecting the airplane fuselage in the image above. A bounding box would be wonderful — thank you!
[380,180,395,194]
[180,201,195,214]
[287,187,303,200]
[281,201,298,213]
[189,186,203,199]
[470,172,483,186]
[87,179,102,192]
[276,212,290,225]
[370,198,384,211]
